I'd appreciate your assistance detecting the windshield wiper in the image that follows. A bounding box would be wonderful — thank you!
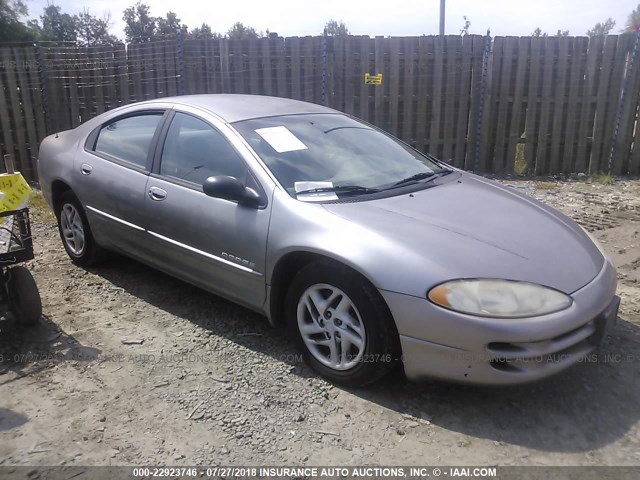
[390,169,453,188]
[295,185,380,196]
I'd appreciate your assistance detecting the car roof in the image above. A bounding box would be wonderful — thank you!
[137,94,339,123]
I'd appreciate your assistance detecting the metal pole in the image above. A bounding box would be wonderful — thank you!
[439,0,446,36]
[34,41,51,136]
[474,30,492,172]
[176,30,185,96]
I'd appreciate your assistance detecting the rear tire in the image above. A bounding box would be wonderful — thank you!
[286,259,400,387]
[56,191,105,266]
[7,266,42,326]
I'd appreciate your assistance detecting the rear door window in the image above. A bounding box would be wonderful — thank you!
[94,113,164,169]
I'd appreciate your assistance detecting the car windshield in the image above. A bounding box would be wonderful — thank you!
[233,113,444,197]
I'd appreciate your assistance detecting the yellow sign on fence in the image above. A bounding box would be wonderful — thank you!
[0,173,32,212]
[364,73,383,85]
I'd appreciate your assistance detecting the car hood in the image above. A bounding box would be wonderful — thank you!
[322,172,604,294]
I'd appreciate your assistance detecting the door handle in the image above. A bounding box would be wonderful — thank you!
[80,163,93,175]
[148,186,167,201]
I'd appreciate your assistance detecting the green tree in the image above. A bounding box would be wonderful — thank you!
[459,16,471,35]
[226,21,259,40]
[123,1,156,42]
[556,29,570,37]
[324,19,349,36]
[38,3,77,42]
[156,11,188,37]
[0,0,35,41]
[532,27,547,37]
[189,22,221,40]
[75,9,119,46]
[625,4,640,33]
[587,18,616,37]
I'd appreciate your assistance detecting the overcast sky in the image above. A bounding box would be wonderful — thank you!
[27,0,638,39]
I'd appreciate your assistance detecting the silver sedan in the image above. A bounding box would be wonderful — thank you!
[37,94,619,386]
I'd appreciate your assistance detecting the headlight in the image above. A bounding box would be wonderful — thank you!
[428,279,572,318]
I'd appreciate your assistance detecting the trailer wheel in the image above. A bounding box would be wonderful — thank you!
[8,266,42,326]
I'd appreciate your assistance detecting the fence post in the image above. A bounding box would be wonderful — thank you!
[474,30,492,171]
[219,38,228,93]
[34,41,51,135]
[176,30,186,96]
[608,29,640,174]
[321,29,328,106]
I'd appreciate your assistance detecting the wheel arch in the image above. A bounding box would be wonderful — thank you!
[267,249,391,328]
[51,179,73,214]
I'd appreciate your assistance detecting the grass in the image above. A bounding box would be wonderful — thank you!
[513,143,528,176]
[28,189,55,224]
[594,172,614,185]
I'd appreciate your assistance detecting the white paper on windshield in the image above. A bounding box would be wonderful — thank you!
[255,126,308,153]
[294,181,338,202]
[294,181,333,193]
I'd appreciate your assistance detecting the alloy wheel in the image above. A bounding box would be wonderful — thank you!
[60,203,85,255]
[296,283,366,370]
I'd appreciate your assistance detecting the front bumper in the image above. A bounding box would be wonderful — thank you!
[381,258,618,385]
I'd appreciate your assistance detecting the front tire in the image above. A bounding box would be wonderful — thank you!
[286,260,400,387]
[7,266,42,326]
[56,191,105,266]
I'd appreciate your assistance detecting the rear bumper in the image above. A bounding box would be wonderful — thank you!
[382,258,618,385]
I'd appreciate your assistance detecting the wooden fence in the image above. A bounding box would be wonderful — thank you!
[1,33,640,182]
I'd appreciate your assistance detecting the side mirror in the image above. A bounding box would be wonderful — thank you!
[202,176,261,207]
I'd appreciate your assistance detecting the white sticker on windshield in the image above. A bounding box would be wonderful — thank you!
[294,181,333,193]
[255,126,308,153]
[294,181,338,202]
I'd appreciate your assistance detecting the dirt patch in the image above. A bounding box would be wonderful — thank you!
[0,177,639,467]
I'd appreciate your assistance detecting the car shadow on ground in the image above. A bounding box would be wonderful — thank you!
[0,407,27,431]
[360,317,640,453]
[91,254,640,454]
[0,315,101,388]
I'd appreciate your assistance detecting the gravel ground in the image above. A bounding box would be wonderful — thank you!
[0,176,639,467]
